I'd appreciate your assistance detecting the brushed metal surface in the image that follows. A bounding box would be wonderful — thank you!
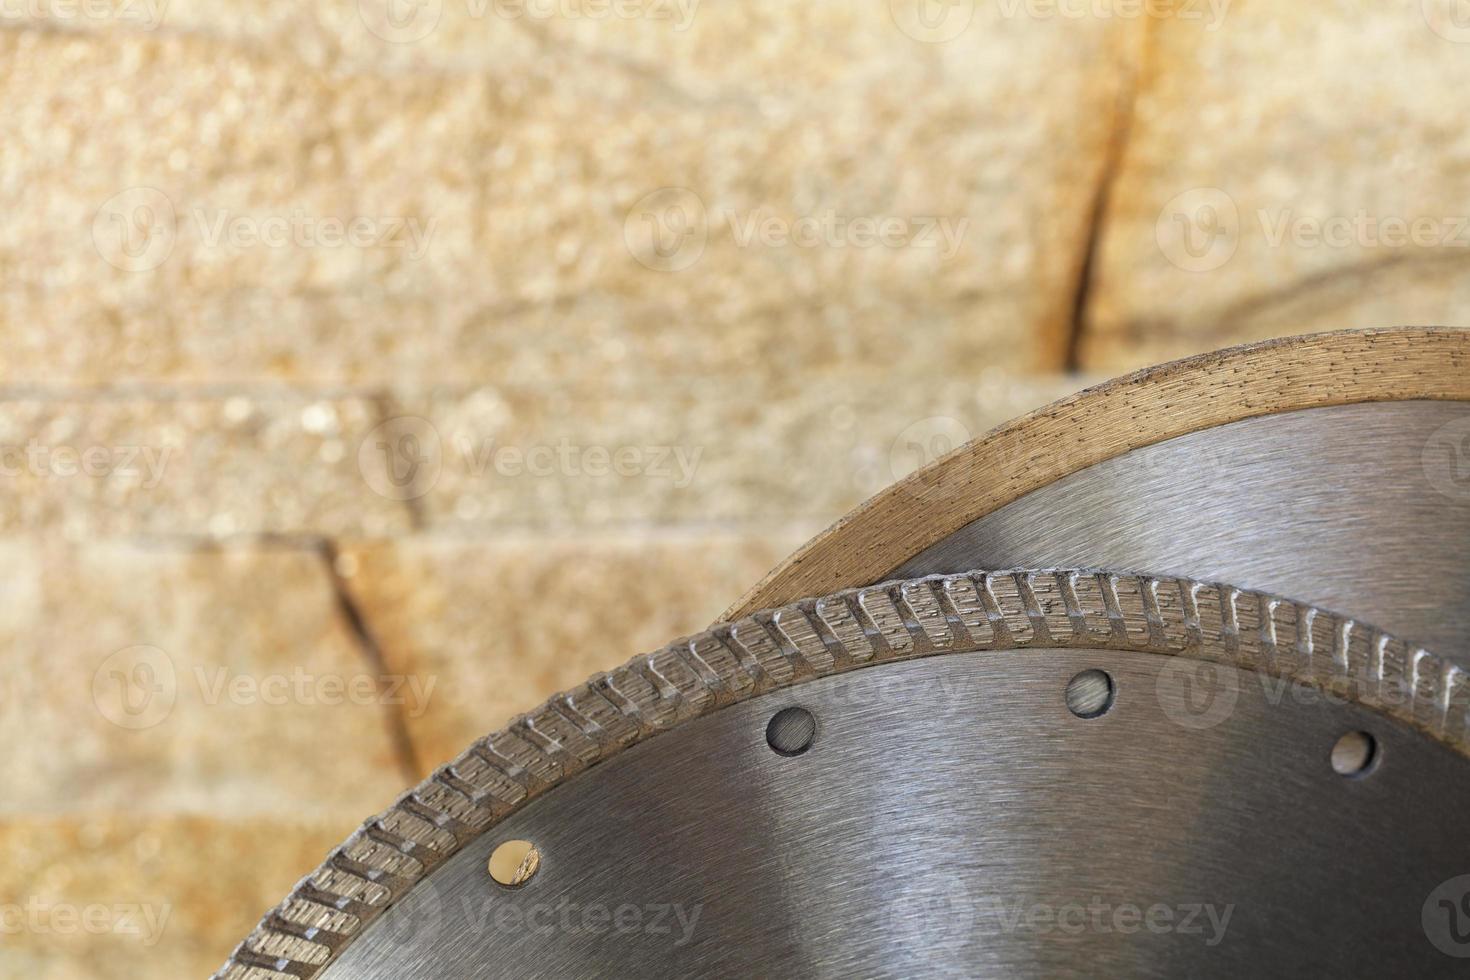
[895,401,1470,662]
[219,567,1469,979]
[322,650,1470,979]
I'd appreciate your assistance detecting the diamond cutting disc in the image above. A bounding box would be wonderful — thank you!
[732,326,1470,657]
[214,328,1470,979]
[219,570,1470,979]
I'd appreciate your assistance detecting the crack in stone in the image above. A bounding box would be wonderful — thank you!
[317,538,424,782]
[1063,21,1155,373]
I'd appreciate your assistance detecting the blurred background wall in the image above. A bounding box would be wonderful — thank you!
[3,0,1469,975]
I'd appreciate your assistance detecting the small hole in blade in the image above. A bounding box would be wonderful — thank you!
[488,839,541,887]
[1066,669,1115,719]
[1331,731,1377,777]
[766,706,817,756]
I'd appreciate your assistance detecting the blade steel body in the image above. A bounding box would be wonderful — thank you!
[216,569,1470,979]
[324,649,1470,979]
[896,400,1470,663]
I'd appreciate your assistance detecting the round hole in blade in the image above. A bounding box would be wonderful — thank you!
[1330,731,1378,777]
[1065,669,1115,719]
[488,839,541,887]
[766,706,817,756]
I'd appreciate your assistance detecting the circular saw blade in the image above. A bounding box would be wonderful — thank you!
[215,569,1470,979]
[728,327,1470,648]
[214,328,1470,979]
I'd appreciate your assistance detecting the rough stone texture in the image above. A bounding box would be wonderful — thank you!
[0,7,1131,388]
[337,530,811,764]
[0,815,355,980]
[0,394,409,538]
[399,374,1088,530]
[0,374,1084,541]
[1081,1,1470,371]
[0,541,409,816]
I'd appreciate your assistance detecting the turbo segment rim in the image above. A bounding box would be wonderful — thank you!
[213,567,1470,979]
